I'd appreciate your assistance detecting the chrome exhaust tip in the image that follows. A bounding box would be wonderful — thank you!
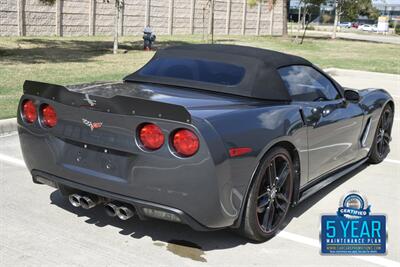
[68,194,82,207]
[116,206,134,220]
[80,195,98,210]
[105,203,119,217]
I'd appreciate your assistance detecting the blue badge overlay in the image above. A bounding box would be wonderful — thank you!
[321,191,386,255]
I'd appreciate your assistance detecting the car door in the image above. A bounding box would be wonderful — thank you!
[278,65,364,181]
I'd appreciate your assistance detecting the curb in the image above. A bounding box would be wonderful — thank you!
[0,118,17,135]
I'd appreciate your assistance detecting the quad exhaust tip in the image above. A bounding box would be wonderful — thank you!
[105,203,119,217]
[117,206,134,220]
[80,195,98,209]
[68,194,134,220]
[68,194,98,209]
[105,203,134,220]
[68,194,82,207]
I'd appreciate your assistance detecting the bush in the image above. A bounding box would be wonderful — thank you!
[396,24,400,35]
[39,0,56,5]
[322,14,334,24]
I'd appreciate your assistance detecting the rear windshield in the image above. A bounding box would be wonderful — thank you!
[139,57,246,86]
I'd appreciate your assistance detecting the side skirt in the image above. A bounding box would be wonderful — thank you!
[297,157,368,204]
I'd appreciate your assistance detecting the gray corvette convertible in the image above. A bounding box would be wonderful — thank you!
[18,44,394,241]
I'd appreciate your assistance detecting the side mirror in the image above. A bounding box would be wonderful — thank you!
[344,90,360,102]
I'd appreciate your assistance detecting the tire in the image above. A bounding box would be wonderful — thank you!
[239,147,294,242]
[368,104,394,164]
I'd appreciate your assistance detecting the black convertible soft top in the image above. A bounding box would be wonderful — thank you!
[124,44,313,101]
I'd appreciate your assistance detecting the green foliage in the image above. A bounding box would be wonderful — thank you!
[340,0,380,21]
[39,0,56,5]
[395,24,400,35]
[247,0,259,6]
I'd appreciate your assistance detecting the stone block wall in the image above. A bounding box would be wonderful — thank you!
[0,0,286,36]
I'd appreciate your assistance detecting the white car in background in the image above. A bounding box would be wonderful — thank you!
[359,24,377,32]
[339,22,352,28]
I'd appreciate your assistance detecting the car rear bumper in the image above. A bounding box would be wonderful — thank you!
[19,125,238,230]
[32,169,215,231]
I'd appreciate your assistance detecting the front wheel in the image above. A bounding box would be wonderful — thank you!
[239,147,294,242]
[368,105,394,164]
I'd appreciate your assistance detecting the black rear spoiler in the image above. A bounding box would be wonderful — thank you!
[23,80,192,123]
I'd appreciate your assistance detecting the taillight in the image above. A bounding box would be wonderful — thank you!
[22,99,37,124]
[41,104,57,128]
[138,123,165,150]
[172,129,199,157]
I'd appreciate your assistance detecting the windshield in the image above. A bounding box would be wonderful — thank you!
[139,57,246,86]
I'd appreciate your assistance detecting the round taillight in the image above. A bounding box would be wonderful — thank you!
[41,104,57,128]
[22,100,37,124]
[172,129,199,157]
[139,123,165,150]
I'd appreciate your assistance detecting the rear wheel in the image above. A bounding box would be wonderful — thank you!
[368,105,394,164]
[240,147,294,242]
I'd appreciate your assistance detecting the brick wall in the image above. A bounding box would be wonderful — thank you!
[0,0,286,37]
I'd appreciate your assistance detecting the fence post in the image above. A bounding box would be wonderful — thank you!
[56,0,63,36]
[17,0,25,36]
[145,0,151,27]
[89,0,95,36]
[168,0,174,35]
[226,0,231,35]
[190,0,195,34]
[241,0,246,35]
[256,2,261,35]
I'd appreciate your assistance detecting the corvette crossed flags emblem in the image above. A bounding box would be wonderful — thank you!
[82,118,103,131]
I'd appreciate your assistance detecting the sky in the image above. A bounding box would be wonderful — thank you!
[373,0,400,5]
[290,0,400,8]
[372,0,400,4]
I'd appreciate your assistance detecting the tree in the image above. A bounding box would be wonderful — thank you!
[102,0,124,53]
[332,0,380,39]
[248,0,277,36]
[113,0,124,54]
[295,0,326,43]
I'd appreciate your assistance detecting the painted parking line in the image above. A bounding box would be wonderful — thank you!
[0,153,25,167]
[1,152,400,266]
[276,231,400,267]
[384,158,400,164]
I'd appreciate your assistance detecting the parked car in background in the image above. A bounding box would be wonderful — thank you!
[351,22,359,28]
[359,24,377,32]
[339,22,352,28]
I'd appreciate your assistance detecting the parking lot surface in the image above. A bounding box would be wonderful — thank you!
[1,70,399,267]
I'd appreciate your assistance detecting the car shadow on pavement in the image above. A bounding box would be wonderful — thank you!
[49,163,369,252]
[49,190,248,252]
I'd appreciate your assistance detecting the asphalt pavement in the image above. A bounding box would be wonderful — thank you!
[0,70,399,267]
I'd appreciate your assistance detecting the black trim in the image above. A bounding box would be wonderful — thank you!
[298,157,368,202]
[31,170,216,231]
[23,80,192,124]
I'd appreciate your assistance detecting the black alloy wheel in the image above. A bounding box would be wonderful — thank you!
[369,105,394,164]
[240,147,294,241]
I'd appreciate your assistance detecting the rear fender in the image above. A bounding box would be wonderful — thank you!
[204,105,308,228]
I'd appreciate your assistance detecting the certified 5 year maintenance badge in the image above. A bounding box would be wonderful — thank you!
[320,191,387,255]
